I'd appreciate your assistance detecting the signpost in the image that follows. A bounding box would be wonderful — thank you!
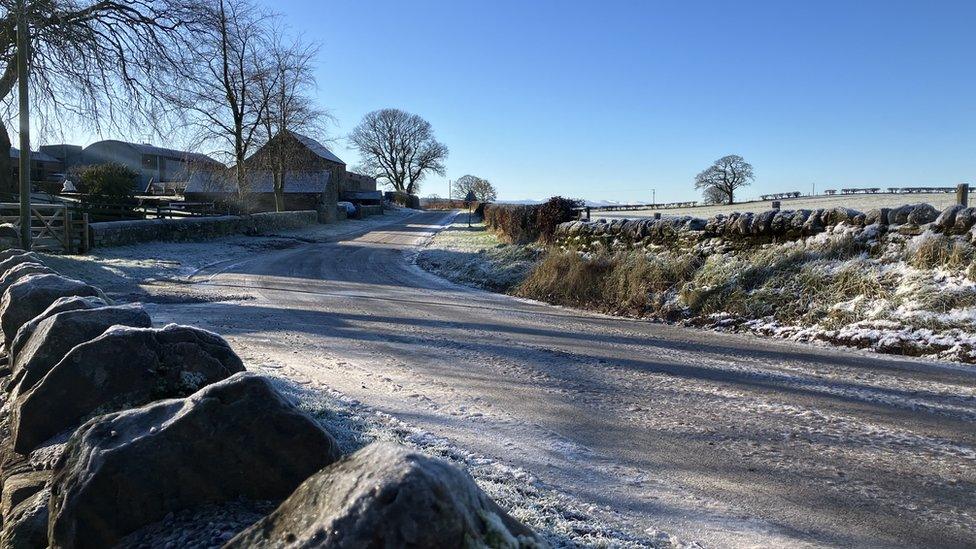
[464,190,476,228]
[17,0,31,250]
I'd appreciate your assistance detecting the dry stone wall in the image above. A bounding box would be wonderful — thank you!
[555,203,963,251]
[88,210,318,249]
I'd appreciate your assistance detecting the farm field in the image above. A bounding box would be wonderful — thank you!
[595,191,971,220]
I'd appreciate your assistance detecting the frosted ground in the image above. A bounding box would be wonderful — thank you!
[596,192,970,220]
[46,210,679,548]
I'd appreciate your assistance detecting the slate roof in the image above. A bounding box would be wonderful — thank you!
[184,169,331,195]
[87,140,223,165]
[10,147,60,163]
[288,131,345,165]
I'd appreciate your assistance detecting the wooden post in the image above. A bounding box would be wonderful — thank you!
[585,207,591,221]
[81,213,90,253]
[957,183,969,207]
[64,208,72,253]
[771,200,781,210]
[16,0,31,250]
[654,212,662,220]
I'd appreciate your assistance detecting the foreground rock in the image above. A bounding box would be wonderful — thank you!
[0,262,55,298]
[0,274,102,348]
[0,487,48,549]
[227,443,546,549]
[48,373,341,548]
[0,224,18,250]
[0,252,43,281]
[7,296,107,367]
[11,324,245,454]
[0,247,25,263]
[9,304,152,397]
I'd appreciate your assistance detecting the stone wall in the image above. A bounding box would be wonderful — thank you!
[89,211,318,249]
[556,203,974,251]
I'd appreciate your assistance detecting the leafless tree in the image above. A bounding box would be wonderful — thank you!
[701,184,726,205]
[451,174,497,202]
[694,154,754,205]
[254,32,330,212]
[172,0,276,208]
[0,0,205,194]
[349,108,447,195]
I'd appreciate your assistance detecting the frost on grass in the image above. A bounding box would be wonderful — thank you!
[263,371,690,548]
[416,219,543,292]
[422,216,976,364]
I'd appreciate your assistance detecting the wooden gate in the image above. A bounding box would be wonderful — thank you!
[0,203,89,254]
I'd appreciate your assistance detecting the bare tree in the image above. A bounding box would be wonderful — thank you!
[0,0,205,194]
[173,0,276,209]
[451,174,497,202]
[254,32,329,212]
[349,108,447,195]
[694,154,754,205]
[701,184,727,205]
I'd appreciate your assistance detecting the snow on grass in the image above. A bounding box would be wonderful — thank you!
[262,367,693,548]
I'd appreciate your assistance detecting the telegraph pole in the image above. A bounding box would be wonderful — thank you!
[16,0,31,250]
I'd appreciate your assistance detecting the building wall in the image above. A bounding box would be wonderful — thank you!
[89,210,318,248]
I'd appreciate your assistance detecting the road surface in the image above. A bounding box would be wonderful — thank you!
[157,210,976,547]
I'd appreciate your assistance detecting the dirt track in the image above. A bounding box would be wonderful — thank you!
[153,210,976,548]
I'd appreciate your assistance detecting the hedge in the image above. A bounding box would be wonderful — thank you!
[483,196,582,244]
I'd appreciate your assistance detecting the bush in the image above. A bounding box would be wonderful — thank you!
[78,163,138,201]
[483,196,582,244]
[385,191,420,209]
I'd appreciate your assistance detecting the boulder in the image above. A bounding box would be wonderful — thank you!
[824,207,860,226]
[734,213,754,236]
[888,204,919,225]
[0,253,43,281]
[226,443,545,549]
[864,208,891,226]
[11,324,245,454]
[750,210,776,235]
[0,263,55,298]
[769,210,790,235]
[48,373,341,549]
[0,275,102,349]
[0,488,48,549]
[9,304,152,397]
[684,217,707,232]
[935,204,965,232]
[789,209,812,234]
[7,296,107,368]
[953,207,976,234]
[906,203,939,226]
[802,209,825,235]
[0,248,26,264]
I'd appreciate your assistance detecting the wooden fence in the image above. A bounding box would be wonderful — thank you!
[0,203,89,254]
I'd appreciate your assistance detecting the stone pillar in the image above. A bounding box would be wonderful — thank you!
[654,212,662,220]
[318,170,339,224]
[771,200,781,210]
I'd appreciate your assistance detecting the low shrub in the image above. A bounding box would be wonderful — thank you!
[484,196,582,244]
[77,163,138,201]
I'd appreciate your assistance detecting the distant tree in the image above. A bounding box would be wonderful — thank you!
[701,184,727,205]
[694,155,754,205]
[349,108,448,195]
[451,175,497,202]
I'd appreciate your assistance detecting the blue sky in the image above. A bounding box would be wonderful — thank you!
[68,0,976,203]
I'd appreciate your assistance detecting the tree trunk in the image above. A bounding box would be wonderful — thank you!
[0,120,13,196]
[273,168,284,212]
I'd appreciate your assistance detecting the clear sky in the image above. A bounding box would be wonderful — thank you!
[64,0,976,203]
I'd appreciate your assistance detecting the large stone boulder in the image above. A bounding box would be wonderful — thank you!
[11,324,245,454]
[953,207,976,234]
[864,208,891,226]
[9,304,152,398]
[0,263,55,299]
[0,248,25,263]
[907,203,939,226]
[7,296,107,368]
[934,204,965,232]
[48,373,341,549]
[227,443,544,549]
[0,253,43,281]
[0,275,102,349]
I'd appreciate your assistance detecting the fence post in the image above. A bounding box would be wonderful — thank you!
[654,212,662,220]
[585,207,591,221]
[64,208,73,254]
[957,183,969,207]
[82,213,90,253]
[771,200,781,210]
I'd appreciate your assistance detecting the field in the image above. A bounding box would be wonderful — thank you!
[595,192,969,220]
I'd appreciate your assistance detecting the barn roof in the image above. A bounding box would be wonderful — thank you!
[86,140,223,166]
[288,131,345,165]
[184,169,331,195]
[10,147,60,163]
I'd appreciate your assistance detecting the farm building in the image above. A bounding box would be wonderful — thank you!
[10,147,63,182]
[183,169,334,212]
[183,131,381,211]
[77,140,224,192]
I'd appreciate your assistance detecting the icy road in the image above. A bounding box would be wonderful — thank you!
[162,211,975,547]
